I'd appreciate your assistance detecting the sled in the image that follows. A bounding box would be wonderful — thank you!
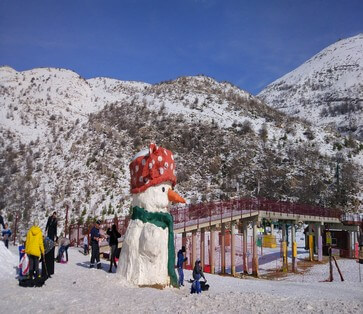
[19,276,46,288]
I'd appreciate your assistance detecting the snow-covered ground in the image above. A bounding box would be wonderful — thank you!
[0,241,18,280]
[0,243,362,313]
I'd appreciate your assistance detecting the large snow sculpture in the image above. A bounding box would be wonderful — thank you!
[118,143,185,287]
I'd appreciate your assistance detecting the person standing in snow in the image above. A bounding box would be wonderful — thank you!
[90,220,103,269]
[45,211,57,241]
[45,211,57,275]
[191,258,206,294]
[2,223,12,248]
[42,236,55,278]
[25,220,45,279]
[83,233,89,255]
[177,246,188,286]
[106,224,121,273]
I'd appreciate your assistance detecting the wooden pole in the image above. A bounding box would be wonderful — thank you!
[181,232,187,266]
[282,223,288,272]
[291,223,297,272]
[13,213,19,246]
[332,256,344,282]
[221,223,226,274]
[243,220,248,274]
[65,204,69,238]
[317,223,323,262]
[200,228,205,270]
[329,246,333,282]
[192,230,197,268]
[231,221,236,276]
[308,224,314,262]
[210,226,215,274]
[252,220,259,277]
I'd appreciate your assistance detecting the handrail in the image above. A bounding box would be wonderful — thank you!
[69,197,343,245]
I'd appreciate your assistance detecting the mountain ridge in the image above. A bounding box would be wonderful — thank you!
[258,33,363,140]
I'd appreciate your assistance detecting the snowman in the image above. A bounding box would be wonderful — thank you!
[118,143,185,287]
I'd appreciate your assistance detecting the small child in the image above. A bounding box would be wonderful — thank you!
[83,234,89,255]
[2,223,12,248]
[18,239,26,276]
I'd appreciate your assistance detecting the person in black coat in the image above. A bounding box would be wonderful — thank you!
[44,211,57,275]
[106,224,121,273]
[46,212,57,241]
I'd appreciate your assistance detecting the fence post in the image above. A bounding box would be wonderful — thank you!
[210,226,215,274]
[13,213,19,245]
[77,224,80,247]
[221,223,226,274]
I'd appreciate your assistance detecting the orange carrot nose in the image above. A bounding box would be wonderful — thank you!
[168,189,186,204]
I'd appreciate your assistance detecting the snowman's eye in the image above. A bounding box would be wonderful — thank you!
[162,187,165,192]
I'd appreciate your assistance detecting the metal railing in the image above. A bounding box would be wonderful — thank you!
[69,197,342,246]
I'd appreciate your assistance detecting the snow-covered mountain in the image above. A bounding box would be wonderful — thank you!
[258,34,363,140]
[1,66,362,236]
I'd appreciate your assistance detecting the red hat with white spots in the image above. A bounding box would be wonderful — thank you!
[130,143,177,194]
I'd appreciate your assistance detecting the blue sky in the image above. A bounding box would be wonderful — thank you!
[0,0,362,94]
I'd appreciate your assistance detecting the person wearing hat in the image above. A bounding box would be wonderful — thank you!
[25,219,45,279]
[176,246,188,286]
[90,220,103,269]
[191,258,206,294]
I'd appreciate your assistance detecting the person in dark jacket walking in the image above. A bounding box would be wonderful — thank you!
[177,246,188,286]
[106,224,121,273]
[45,211,57,275]
[191,259,206,294]
[90,220,103,269]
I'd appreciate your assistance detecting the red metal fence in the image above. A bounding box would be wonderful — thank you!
[69,197,342,246]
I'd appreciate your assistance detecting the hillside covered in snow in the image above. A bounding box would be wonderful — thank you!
[0,66,362,236]
[258,34,363,140]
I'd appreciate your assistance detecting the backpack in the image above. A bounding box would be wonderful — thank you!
[44,237,55,254]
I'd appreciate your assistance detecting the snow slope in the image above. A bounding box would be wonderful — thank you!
[0,241,17,280]
[0,246,362,313]
[258,34,363,140]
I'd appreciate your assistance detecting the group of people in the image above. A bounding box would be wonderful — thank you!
[19,211,71,284]
[88,220,121,273]
[3,209,207,292]
[177,245,208,293]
